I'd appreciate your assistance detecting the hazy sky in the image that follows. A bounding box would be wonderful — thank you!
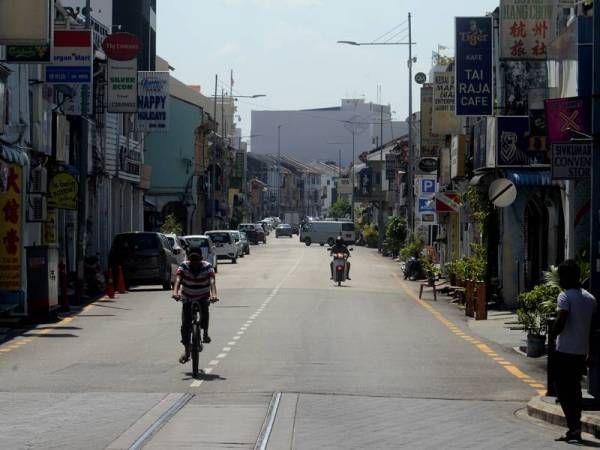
[156,0,500,136]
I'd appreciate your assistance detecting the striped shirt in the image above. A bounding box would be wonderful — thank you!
[176,261,215,301]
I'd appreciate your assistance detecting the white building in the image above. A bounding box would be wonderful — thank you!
[251,99,407,165]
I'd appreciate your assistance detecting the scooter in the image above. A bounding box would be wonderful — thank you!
[330,248,352,286]
[403,256,423,281]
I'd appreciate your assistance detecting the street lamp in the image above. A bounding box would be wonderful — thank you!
[338,12,416,231]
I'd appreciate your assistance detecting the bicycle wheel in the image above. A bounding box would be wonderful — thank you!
[191,323,201,378]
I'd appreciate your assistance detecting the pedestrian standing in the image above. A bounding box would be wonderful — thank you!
[552,260,597,443]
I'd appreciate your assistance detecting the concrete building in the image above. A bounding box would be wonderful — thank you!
[251,99,407,165]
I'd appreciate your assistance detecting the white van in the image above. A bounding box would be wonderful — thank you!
[299,221,355,246]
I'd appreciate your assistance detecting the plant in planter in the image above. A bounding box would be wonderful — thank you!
[362,224,378,248]
[444,261,459,285]
[421,255,440,284]
[399,235,425,261]
[517,283,560,357]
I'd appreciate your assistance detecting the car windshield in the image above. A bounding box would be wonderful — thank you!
[207,233,230,243]
[184,238,209,248]
[113,234,159,253]
[279,225,291,228]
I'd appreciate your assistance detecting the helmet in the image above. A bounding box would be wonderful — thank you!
[335,236,344,245]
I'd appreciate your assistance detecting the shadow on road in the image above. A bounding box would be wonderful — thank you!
[22,333,78,338]
[90,303,131,311]
[76,314,116,317]
[35,326,82,330]
[182,371,227,382]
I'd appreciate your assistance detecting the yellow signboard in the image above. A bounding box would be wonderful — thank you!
[43,208,57,245]
[48,172,78,210]
[0,164,22,290]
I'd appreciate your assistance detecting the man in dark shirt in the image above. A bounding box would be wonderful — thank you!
[329,236,351,280]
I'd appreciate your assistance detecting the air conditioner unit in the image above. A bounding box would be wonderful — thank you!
[27,194,47,222]
[29,166,47,194]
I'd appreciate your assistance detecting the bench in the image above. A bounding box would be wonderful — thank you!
[418,280,449,302]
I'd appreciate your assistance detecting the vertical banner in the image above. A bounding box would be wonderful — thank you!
[107,58,138,112]
[137,71,170,132]
[496,116,531,166]
[545,96,592,144]
[500,0,555,60]
[433,71,461,134]
[455,17,493,116]
[420,84,445,157]
[0,164,22,290]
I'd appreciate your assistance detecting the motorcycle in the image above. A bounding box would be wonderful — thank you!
[330,248,352,286]
[403,256,423,281]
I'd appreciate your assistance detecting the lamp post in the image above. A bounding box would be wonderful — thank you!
[338,12,416,231]
[277,125,282,219]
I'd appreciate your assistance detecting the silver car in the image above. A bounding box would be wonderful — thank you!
[181,235,219,272]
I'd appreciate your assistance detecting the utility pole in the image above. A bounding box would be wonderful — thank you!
[351,127,355,222]
[212,74,218,230]
[589,2,600,398]
[277,125,282,219]
[76,0,91,302]
[407,12,414,232]
[379,103,385,248]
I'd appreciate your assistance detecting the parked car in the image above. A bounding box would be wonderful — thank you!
[239,223,259,244]
[108,232,178,290]
[181,235,218,272]
[165,233,187,266]
[230,230,245,258]
[259,219,272,235]
[254,223,267,244]
[205,231,239,263]
[239,231,251,255]
[276,224,293,238]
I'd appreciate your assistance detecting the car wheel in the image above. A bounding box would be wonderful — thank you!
[162,270,171,290]
[214,263,218,273]
[232,257,237,264]
[304,237,311,246]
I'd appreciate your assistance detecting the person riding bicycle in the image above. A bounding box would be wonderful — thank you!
[329,236,351,280]
[172,251,218,364]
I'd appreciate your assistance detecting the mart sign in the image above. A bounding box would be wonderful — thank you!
[45,30,92,84]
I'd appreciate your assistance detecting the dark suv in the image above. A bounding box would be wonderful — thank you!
[239,223,260,244]
[109,232,178,290]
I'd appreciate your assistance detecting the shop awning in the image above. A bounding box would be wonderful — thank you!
[0,144,29,166]
[505,169,553,187]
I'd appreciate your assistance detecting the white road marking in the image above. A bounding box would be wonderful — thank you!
[237,331,244,335]
[228,341,236,346]
[190,380,203,387]
[223,347,232,351]
[233,336,241,340]
[241,326,248,330]
[209,360,220,365]
[204,367,213,374]
[217,353,227,359]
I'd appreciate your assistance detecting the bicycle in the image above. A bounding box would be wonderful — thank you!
[173,294,219,378]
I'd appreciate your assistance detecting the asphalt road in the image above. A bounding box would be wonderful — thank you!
[0,237,596,449]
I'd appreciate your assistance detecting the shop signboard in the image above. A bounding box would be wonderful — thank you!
[5,44,51,63]
[435,192,461,213]
[500,0,555,60]
[420,84,445,157]
[496,116,541,167]
[455,17,493,116]
[545,96,592,144]
[433,71,461,134]
[551,142,592,180]
[137,71,170,132]
[45,30,93,84]
[0,0,53,45]
[0,163,23,290]
[451,135,466,179]
[385,154,402,180]
[104,33,141,113]
[473,118,488,170]
[48,172,78,210]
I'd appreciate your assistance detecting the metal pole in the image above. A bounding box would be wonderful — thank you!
[76,0,91,302]
[212,74,217,230]
[351,128,355,222]
[588,2,600,398]
[277,125,281,219]
[407,12,414,232]
[379,104,385,248]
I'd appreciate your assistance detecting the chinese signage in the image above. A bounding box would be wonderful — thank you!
[545,97,591,144]
[0,163,22,290]
[6,44,51,63]
[43,208,57,245]
[107,58,138,113]
[137,71,170,132]
[46,30,93,84]
[495,116,549,166]
[551,142,592,180]
[500,0,555,60]
[420,84,445,157]
[48,172,78,210]
[455,17,493,116]
[433,71,461,134]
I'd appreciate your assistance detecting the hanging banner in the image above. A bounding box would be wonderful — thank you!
[107,58,138,113]
[496,116,533,166]
[420,84,445,157]
[455,17,493,116]
[500,0,555,60]
[137,71,170,132]
[545,96,592,144]
[0,164,23,290]
[46,30,93,84]
[433,71,461,134]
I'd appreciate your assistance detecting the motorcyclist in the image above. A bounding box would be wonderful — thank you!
[329,236,351,280]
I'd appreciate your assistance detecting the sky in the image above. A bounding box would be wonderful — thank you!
[156,0,500,137]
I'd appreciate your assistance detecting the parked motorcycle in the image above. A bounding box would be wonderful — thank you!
[403,256,423,281]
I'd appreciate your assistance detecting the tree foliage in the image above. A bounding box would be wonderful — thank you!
[330,198,351,219]
[160,213,183,236]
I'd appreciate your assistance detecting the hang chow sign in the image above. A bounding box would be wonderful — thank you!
[137,71,170,132]
[500,0,556,60]
[433,72,461,135]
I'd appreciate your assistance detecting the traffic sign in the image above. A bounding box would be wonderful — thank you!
[415,72,427,84]
[435,192,461,213]
[488,178,517,208]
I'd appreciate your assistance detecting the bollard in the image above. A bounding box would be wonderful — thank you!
[546,316,557,397]
[58,261,70,312]
[116,266,127,294]
[105,269,115,299]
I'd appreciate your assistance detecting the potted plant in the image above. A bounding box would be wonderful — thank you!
[445,261,458,286]
[517,283,560,357]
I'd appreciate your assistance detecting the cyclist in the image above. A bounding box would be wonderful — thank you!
[172,251,218,364]
[329,236,351,280]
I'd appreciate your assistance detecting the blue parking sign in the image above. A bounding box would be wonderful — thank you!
[419,198,435,213]
[421,179,437,193]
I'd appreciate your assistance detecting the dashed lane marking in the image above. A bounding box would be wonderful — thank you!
[393,273,546,396]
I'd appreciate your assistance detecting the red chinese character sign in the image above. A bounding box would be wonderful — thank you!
[500,0,555,60]
[0,163,22,290]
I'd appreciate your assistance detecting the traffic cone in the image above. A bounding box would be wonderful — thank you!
[116,265,127,294]
[105,268,115,299]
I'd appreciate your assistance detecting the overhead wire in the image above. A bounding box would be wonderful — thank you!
[371,19,408,43]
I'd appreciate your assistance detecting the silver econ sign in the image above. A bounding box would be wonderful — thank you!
[551,142,592,180]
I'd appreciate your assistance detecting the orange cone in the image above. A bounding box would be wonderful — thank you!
[105,268,115,299]
[116,265,127,294]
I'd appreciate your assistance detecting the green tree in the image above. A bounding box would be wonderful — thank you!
[385,216,407,256]
[329,198,351,219]
[160,213,183,236]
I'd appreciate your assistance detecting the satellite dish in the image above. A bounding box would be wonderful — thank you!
[488,178,517,208]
